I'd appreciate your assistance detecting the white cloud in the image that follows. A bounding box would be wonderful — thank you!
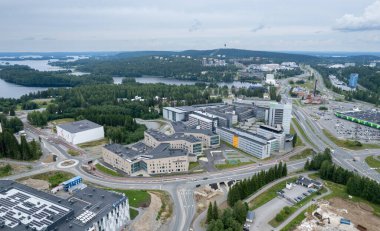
[335,0,380,31]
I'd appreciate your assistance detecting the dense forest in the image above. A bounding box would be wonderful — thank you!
[206,200,248,231]
[305,148,380,205]
[313,65,380,105]
[0,114,42,160]
[25,82,223,144]
[0,65,113,87]
[52,56,238,82]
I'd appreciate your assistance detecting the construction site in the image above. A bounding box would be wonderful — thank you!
[295,198,380,231]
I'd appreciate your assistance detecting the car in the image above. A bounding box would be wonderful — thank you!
[294,197,299,202]
[195,184,201,188]
[297,196,302,200]
[203,177,208,180]
[303,193,308,196]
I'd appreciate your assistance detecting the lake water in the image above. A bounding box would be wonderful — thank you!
[0,79,47,98]
[113,76,261,88]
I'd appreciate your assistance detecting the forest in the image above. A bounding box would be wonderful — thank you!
[305,148,380,205]
[0,65,113,87]
[26,82,223,144]
[52,56,238,82]
[0,115,42,161]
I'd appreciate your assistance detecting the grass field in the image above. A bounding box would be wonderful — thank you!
[280,204,317,231]
[290,124,304,147]
[365,156,380,173]
[289,149,313,161]
[51,118,75,125]
[188,161,200,170]
[215,160,253,170]
[20,171,75,188]
[292,118,314,147]
[130,208,139,220]
[95,163,123,177]
[323,129,380,150]
[78,139,108,148]
[112,189,151,208]
[67,149,80,156]
[248,177,298,210]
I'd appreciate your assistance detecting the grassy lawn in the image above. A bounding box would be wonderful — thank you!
[130,208,139,220]
[292,118,314,147]
[365,156,380,173]
[249,177,298,210]
[67,149,80,156]
[19,171,75,188]
[78,138,108,148]
[290,124,304,147]
[323,129,380,150]
[289,148,313,161]
[51,118,75,125]
[112,189,151,208]
[280,204,317,231]
[95,163,123,177]
[0,164,12,178]
[215,160,253,170]
[188,161,200,170]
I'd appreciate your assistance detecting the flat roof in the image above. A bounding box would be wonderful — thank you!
[146,129,201,143]
[259,125,283,134]
[57,120,102,134]
[163,107,187,114]
[171,122,217,136]
[0,180,126,231]
[217,127,273,145]
[104,142,188,161]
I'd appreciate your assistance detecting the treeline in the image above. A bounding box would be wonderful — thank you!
[206,201,248,231]
[305,148,380,205]
[52,56,238,82]
[0,65,113,87]
[0,114,23,133]
[227,163,287,206]
[26,83,222,144]
[276,68,303,79]
[0,131,42,160]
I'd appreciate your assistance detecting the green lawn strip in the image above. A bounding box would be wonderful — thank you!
[222,141,260,162]
[129,208,139,220]
[292,118,314,147]
[365,156,380,173]
[280,204,317,231]
[18,171,74,188]
[269,187,327,228]
[67,149,80,156]
[248,177,298,210]
[215,160,253,170]
[290,124,304,147]
[110,189,151,208]
[95,163,123,177]
[289,148,313,161]
[78,138,108,148]
[0,164,13,178]
[322,129,380,150]
[188,161,200,170]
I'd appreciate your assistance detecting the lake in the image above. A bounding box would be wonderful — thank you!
[0,79,47,98]
[113,76,261,88]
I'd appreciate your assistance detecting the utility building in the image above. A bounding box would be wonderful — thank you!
[56,120,104,145]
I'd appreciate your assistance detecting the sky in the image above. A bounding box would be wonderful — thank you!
[1,0,380,52]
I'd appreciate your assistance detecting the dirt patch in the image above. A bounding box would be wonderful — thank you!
[19,178,50,191]
[42,154,55,163]
[328,197,380,231]
[61,160,75,166]
[130,193,163,231]
[0,162,31,175]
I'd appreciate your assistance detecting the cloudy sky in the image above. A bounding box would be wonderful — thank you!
[1,0,380,52]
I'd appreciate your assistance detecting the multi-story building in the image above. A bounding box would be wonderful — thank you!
[267,102,292,134]
[102,142,194,175]
[162,107,189,122]
[144,129,203,155]
[188,113,217,131]
[171,121,220,148]
[348,73,359,88]
[0,180,130,231]
[216,127,277,159]
[257,125,286,151]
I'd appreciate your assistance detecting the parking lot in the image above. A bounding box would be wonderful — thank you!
[280,184,315,204]
[304,102,380,143]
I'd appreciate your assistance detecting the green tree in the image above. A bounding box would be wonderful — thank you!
[213,201,219,220]
[207,202,213,223]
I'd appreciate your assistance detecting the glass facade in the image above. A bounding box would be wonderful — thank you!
[210,135,220,146]
[131,161,147,173]
[193,143,202,154]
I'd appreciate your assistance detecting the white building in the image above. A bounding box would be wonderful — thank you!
[265,74,276,85]
[188,113,218,131]
[257,125,286,151]
[56,120,104,145]
[162,107,188,122]
[267,102,292,134]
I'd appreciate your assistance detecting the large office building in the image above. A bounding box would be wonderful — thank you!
[266,102,292,134]
[348,73,359,88]
[56,120,104,145]
[188,113,218,131]
[102,142,194,175]
[171,122,220,148]
[216,127,277,159]
[162,107,189,122]
[0,180,130,231]
[257,125,286,151]
[144,129,203,155]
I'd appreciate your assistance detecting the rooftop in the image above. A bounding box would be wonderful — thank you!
[146,129,201,143]
[217,127,275,145]
[57,120,102,134]
[171,121,217,136]
[0,180,126,231]
[104,142,188,161]
[258,125,284,134]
